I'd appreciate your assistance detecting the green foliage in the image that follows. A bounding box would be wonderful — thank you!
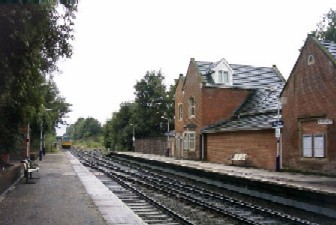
[103,70,176,151]
[133,71,168,138]
[73,137,103,149]
[0,4,76,153]
[66,117,102,141]
[66,117,103,149]
[311,9,336,42]
[103,103,135,151]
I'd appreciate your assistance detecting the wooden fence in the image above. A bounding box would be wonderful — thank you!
[134,137,167,156]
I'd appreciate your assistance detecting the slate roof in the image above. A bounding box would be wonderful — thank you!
[195,61,284,87]
[202,113,279,133]
[236,83,284,116]
[197,59,285,133]
[320,40,336,59]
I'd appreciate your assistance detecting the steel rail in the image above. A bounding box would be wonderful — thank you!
[74,150,320,225]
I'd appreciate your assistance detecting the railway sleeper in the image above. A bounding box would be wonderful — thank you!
[136,211,164,216]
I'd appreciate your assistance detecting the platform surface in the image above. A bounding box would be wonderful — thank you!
[118,152,336,196]
[0,151,145,225]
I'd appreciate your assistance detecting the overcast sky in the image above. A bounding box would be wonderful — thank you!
[54,0,335,135]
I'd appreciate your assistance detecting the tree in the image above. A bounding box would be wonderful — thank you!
[133,71,168,138]
[103,70,176,151]
[67,117,102,142]
[311,9,336,42]
[103,102,135,151]
[164,81,177,132]
[0,4,76,153]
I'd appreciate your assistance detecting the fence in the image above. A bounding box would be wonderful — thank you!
[134,137,167,156]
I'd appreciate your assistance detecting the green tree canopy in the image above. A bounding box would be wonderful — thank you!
[67,117,102,141]
[311,8,336,42]
[133,70,168,138]
[103,70,176,151]
[103,102,135,150]
[0,4,76,153]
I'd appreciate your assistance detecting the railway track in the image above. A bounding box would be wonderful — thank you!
[72,149,320,225]
[92,170,192,225]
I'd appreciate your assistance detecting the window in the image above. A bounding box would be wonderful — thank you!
[189,133,195,150]
[218,70,229,84]
[183,132,196,151]
[308,55,315,65]
[178,104,183,120]
[188,97,195,117]
[303,134,325,158]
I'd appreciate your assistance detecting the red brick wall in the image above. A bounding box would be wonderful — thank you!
[175,59,249,159]
[282,37,336,173]
[202,87,250,125]
[175,59,252,161]
[0,165,21,194]
[174,59,203,159]
[175,75,185,137]
[206,130,277,170]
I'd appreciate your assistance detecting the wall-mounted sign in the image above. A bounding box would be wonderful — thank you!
[318,119,333,125]
[271,120,284,128]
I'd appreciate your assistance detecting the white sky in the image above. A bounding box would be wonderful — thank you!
[54,0,335,135]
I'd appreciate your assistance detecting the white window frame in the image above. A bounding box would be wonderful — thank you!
[303,134,313,157]
[183,132,196,151]
[314,134,325,158]
[303,133,325,158]
[188,97,195,118]
[218,70,229,84]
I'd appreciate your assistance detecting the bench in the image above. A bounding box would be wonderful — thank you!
[21,160,39,183]
[231,153,248,166]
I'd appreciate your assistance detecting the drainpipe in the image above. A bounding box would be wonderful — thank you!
[201,133,205,160]
[275,98,281,172]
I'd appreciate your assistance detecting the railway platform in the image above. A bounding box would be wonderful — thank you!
[117,152,336,196]
[0,151,145,225]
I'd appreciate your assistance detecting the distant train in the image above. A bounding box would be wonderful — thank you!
[61,137,72,149]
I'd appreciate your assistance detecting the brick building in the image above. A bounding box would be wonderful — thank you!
[281,36,336,173]
[175,58,285,170]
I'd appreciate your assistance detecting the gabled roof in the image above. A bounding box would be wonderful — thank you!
[195,59,285,133]
[280,36,336,98]
[195,60,285,87]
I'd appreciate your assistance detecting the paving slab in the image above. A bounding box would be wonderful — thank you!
[0,151,146,225]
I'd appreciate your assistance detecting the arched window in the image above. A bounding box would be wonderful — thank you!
[308,55,315,65]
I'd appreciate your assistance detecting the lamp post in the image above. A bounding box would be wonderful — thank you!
[39,122,43,161]
[26,123,30,159]
[39,107,52,161]
[265,86,282,172]
[130,123,135,151]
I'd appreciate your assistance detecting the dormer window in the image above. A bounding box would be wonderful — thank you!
[218,70,229,84]
[212,58,233,85]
